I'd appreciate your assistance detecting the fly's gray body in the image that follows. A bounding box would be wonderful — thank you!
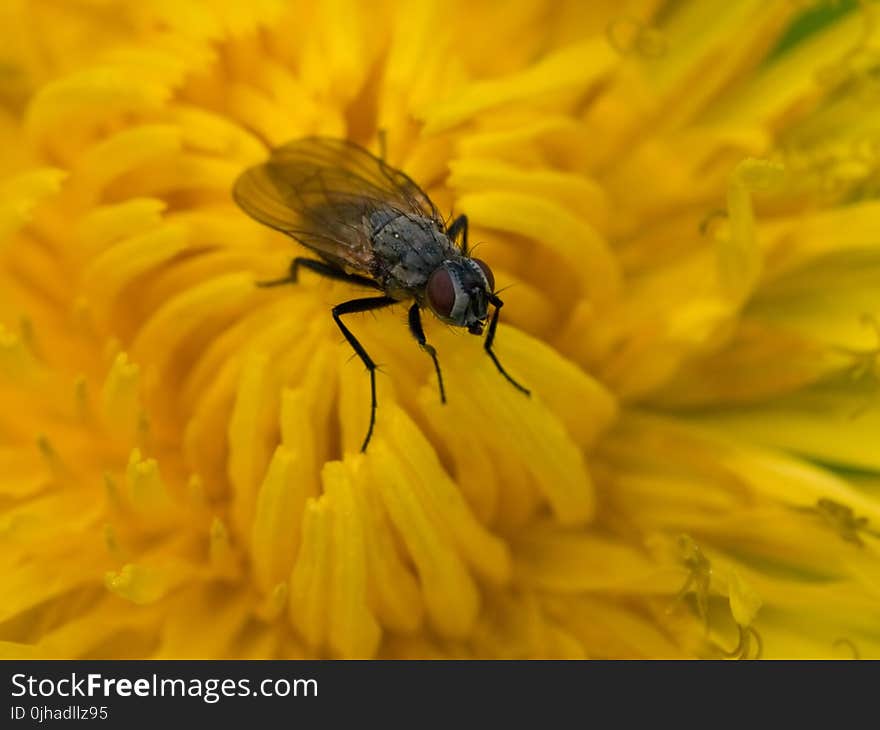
[368,210,453,296]
[368,211,492,329]
[233,136,528,452]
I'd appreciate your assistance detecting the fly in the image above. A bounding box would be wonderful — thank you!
[233,137,530,452]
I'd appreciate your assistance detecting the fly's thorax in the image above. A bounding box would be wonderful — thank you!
[425,257,495,332]
[368,210,457,294]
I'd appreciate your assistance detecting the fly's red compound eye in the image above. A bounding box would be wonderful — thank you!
[426,268,455,318]
[473,258,495,292]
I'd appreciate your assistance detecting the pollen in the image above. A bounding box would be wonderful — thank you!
[125,449,173,517]
[105,563,172,605]
[101,353,142,439]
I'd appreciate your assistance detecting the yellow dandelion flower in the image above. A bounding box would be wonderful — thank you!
[2,0,880,660]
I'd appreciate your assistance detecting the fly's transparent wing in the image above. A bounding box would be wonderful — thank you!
[233,137,441,274]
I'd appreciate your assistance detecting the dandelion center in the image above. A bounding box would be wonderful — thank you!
[2,1,880,659]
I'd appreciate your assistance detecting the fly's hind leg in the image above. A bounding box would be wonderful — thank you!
[256,257,380,290]
[333,296,398,453]
[407,303,446,404]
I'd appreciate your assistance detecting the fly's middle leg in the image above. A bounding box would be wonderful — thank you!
[332,296,397,452]
[485,294,530,396]
[256,257,380,289]
[407,303,446,404]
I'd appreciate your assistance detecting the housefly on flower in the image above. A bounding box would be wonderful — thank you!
[233,137,529,452]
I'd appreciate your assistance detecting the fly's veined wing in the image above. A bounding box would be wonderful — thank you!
[233,137,441,274]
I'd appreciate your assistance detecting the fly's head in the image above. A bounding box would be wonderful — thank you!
[425,258,495,335]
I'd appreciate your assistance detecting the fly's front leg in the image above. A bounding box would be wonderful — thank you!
[485,294,530,396]
[447,214,469,255]
[333,296,397,452]
[407,303,446,404]
[256,257,380,289]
